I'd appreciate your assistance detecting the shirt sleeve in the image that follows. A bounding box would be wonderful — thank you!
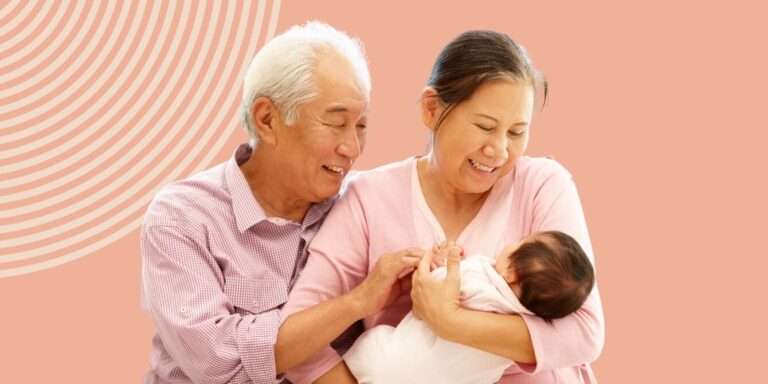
[517,162,606,374]
[141,201,283,384]
[280,184,371,384]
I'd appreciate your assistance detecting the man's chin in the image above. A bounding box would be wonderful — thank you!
[310,184,343,202]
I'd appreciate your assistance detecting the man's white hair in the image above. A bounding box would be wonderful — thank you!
[241,21,371,145]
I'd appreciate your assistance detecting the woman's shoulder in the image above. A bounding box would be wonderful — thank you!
[330,158,414,222]
[343,157,415,193]
[514,156,574,188]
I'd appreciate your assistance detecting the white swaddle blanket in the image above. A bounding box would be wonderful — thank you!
[343,255,533,384]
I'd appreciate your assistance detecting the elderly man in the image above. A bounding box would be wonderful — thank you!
[141,22,420,383]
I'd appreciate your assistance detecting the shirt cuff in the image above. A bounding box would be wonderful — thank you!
[238,309,284,383]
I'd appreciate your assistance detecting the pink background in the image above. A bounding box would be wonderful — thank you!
[2,0,767,382]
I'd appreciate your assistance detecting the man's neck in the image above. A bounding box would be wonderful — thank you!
[239,149,311,223]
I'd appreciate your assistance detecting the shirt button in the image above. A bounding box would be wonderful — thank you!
[180,307,189,317]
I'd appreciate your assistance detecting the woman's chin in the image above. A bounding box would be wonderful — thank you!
[458,179,495,195]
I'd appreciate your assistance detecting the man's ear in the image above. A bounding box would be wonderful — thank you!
[251,97,281,146]
[420,87,442,132]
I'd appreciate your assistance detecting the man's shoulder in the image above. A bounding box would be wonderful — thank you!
[144,163,230,226]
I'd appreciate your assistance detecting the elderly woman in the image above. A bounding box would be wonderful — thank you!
[276,31,604,383]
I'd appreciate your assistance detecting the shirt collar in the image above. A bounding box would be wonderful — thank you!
[225,144,337,233]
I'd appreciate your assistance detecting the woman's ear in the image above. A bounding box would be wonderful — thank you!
[420,87,441,132]
[250,97,281,146]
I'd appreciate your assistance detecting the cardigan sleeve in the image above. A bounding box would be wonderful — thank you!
[281,183,371,384]
[517,162,605,374]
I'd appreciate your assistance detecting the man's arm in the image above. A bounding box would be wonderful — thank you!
[142,218,280,383]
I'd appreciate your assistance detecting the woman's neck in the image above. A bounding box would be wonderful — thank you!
[417,155,489,211]
[416,155,490,240]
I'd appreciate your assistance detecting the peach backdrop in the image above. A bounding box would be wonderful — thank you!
[2,0,766,382]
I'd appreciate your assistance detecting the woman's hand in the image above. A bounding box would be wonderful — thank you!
[411,243,462,335]
[349,248,424,319]
[430,240,464,269]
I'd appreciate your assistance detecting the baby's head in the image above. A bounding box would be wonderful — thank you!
[495,231,595,322]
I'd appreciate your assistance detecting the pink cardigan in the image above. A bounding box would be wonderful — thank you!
[283,157,604,383]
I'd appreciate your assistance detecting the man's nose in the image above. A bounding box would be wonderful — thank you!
[337,126,361,159]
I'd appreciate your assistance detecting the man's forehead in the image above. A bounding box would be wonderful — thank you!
[310,52,369,118]
[325,105,355,113]
[323,103,369,115]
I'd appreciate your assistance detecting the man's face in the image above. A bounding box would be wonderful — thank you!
[273,50,369,203]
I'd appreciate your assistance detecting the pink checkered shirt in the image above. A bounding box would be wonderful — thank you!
[140,144,339,383]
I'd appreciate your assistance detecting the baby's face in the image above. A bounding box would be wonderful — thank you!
[494,232,542,283]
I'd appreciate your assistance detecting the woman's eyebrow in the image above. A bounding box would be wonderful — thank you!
[474,113,529,126]
[474,113,498,122]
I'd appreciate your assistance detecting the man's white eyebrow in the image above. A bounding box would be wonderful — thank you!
[474,113,528,126]
[325,106,349,113]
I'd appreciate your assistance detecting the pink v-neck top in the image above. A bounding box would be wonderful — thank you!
[283,156,604,383]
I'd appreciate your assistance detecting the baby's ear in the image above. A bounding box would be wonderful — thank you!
[504,268,519,284]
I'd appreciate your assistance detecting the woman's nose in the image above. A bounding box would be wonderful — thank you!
[482,136,509,160]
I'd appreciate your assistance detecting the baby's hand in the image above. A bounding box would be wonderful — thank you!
[431,240,464,270]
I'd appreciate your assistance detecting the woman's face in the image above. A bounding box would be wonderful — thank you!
[427,79,535,195]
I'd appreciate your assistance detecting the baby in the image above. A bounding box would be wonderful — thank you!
[343,230,595,384]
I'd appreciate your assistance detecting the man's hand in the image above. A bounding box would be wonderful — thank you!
[349,248,424,319]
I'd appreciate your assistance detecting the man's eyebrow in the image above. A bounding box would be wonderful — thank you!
[325,106,349,113]
[474,113,528,126]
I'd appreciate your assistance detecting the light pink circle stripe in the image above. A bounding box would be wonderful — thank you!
[0,0,281,277]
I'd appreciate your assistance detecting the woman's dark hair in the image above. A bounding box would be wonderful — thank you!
[427,30,547,130]
[509,231,595,323]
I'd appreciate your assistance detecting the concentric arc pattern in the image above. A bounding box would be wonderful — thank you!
[0,0,282,277]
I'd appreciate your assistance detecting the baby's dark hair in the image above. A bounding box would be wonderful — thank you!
[509,231,595,323]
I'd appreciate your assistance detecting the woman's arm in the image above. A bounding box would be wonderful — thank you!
[411,248,536,363]
[275,183,424,383]
[275,248,421,373]
[439,311,536,364]
[523,163,605,371]
[412,161,605,373]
